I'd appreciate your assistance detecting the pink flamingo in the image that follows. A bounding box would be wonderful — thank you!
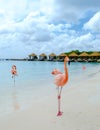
[11,65,18,87]
[11,65,17,77]
[51,56,69,116]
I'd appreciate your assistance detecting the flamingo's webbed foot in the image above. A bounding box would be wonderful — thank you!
[57,111,63,116]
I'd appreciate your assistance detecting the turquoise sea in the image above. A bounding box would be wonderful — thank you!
[0,61,100,117]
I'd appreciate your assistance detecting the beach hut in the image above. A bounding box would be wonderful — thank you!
[89,52,100,61]
[48,53,57,61]
[28,53,38,61]
[79,52,89,57]
[39,53,47,61]
[78,52,89,62]
[68,52,78,61]
[89,52,100,57]
[58,53,67,61]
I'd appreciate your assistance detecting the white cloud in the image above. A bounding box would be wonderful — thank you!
[0,0,100,58]
[83,11,100,32]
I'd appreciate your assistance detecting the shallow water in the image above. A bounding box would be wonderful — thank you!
[0,61,100,117]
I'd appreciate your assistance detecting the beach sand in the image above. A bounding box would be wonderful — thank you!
[0,72,100,130]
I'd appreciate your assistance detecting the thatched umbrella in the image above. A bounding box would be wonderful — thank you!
[89,52,100,61]
[78,52,89,62]
[28,53,38,60]
[39,53,47,61]
[79,52,89,57]
[49,53,57,61]
[69,52,78,57]
[68,52,78,61]
[58,53,67,61]
[89,52,100,57]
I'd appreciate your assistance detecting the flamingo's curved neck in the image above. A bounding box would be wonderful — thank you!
[64,59,68,78]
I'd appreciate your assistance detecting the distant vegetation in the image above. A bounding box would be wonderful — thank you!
[65,50,100,55]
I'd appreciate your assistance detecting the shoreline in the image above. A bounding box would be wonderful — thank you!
[1,59,100,63]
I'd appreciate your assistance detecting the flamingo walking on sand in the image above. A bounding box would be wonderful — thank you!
[51,56,69,116]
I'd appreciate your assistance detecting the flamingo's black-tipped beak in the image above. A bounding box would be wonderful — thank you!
[68,61,70,66]
[51,71,54,75]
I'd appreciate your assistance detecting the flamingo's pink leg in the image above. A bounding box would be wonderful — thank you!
[57,87,63,116]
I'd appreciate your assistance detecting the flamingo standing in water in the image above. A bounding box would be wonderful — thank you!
[51,56,69,116]
[11,65,17,87]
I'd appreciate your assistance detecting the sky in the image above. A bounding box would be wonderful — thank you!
[0,0,100,58]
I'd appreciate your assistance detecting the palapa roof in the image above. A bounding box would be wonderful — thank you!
[49,53,56,56]
[79,52,89,57]
[89,52,100,56]
[29,53,37,56]
[58,53,67,57]
[39,53,47,57]
[69,52,78,57]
